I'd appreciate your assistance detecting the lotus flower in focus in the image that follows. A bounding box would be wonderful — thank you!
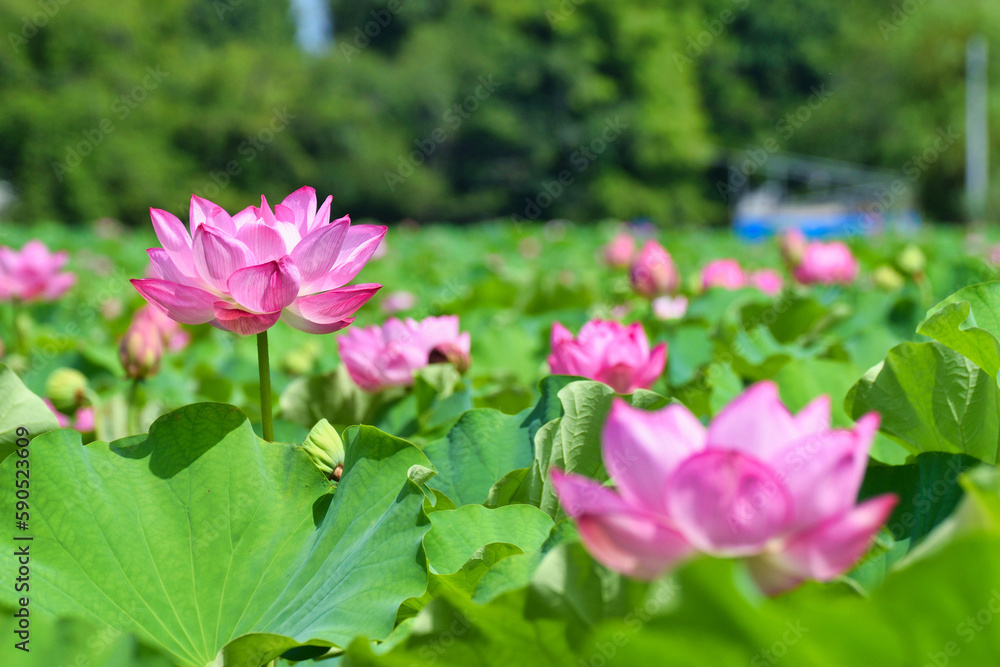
[748,269,784,296]
[131,187,385,336]
[629,240,679,298]
[551,382,896,595]
[0,240,76,302]
[548,320,666,394]
[338,315,471,391]
[701,259,746,291]
[603,230,637,268]
[794,241,859,285]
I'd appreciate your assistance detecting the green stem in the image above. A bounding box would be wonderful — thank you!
[127,378,141,435]
[257,331,274,442]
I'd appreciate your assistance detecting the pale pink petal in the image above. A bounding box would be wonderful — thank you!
[227,257,301,313]
[190,196,235,235]
[748,494,897,595]
[280,185,317,231]
[551,469,694,579]
[290,216,351,284]
[792,394,831,436]
[131,279,218,324]
[236,222,288,264]
[308,225,387,291]
[666,450,793,555]
[603,399,706,513]
[282,284,381,334]
[637,342,668,388]
[39,272,76,300]
[707,381,799,459]
[147,248,198,286]
[192,225,254,293]
[150,208,196,276]
[212,302,280,336]
[311,197,335,233]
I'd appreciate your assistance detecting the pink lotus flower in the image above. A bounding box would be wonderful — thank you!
[43,400,94,432]
[131,187,385,336]
[652,295,688,321]
[748,269,784,296]
[338,315,471,391]
[134,305,190,352]
[603,230,637,268]
[701,259,746,291]
[548,320,666,394]
[551,382,896,595]
[794,241,859,285]
[629,240,679,298]
[381,291,417,314]
[0,240,76,302]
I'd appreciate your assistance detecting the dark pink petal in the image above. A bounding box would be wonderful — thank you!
[282,284,381,334]
[548,341,592,378]
[256,195,276,226]
[748,494,898,595]
[227,257,301,313]
[212,302,280,336]
[192,225,254,293]
[307,225,387,291]
[311,197,335,233]
[603,399,705,513]
[550,321,575,347]
[236,222,289,263]
[290,216,351,283]
[131,279,218,324]
[666,450,793,555]
[707,381,799,459]
[551,469,694,579]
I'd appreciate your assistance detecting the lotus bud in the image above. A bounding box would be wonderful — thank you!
[629,240,679,298]
[428,340,471,374]
[46,368,89,413]
[301,418,346,481]
[873,265,905,291]
[778,229,807,267]
[119,321,163,380]
[897,244,926,276]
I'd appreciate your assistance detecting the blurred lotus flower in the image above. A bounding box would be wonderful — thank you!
[101,298,124,320]
[519,237,542,259]
[120,314,164,380]
[551,381,896,595]
[701,259,746,291]
[778,228,807,267]
[0,240,76,302]
[748,269,784,296]
[46,368,88,413]
[548,320,666,394]
[43,399,70,428]
[629,240,679,298]
[134,304,190,352]
[794,241,859,285]
[603,230,637,268]
[73,406,95,433]
[338,315,471,391]
[131,187,384,336]
[381,291,417,314]
[652,295,688,321]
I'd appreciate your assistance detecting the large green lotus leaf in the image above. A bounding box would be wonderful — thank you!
[423,504,553,575]
[0,363,59,464]
[918,281,1000,377]
[0,403,430,667]
[0,606,175,666]
[845,341,1000,463]
[421,376,576,506]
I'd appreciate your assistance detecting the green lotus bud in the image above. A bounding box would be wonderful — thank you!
[897,244,926,276]
[873,264,905,291]
[46,368,89,413]
[301,418,345,481]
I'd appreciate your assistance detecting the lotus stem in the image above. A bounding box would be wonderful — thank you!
[257,331,274,442]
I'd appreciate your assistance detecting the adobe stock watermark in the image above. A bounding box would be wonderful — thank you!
[546,0,586,26]
[7,0,72,53]
[191,106,296,200]
[51,66,170,182]
[338,0,411,62]
[672,0,750,72]
[878,0,931,40]
[510,116,629,226]
[716,85,834,202]
[384,75,501,192]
